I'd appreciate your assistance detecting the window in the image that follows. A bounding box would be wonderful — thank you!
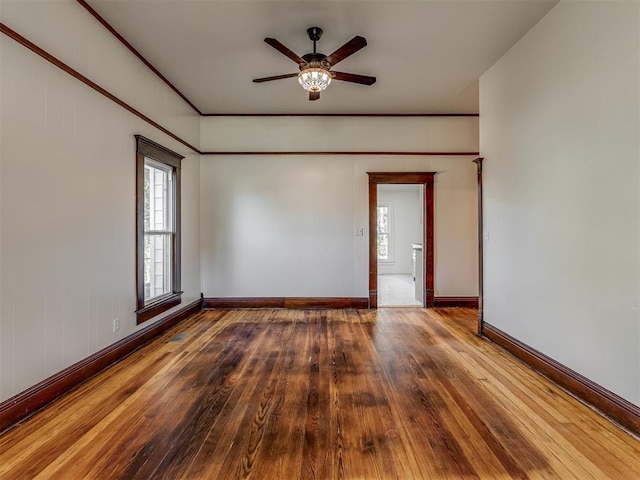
[377,204,392,262]
[135,135,183,324]
[144,159,173,300]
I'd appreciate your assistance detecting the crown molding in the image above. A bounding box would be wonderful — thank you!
[202,113,479,117]
[76,0,203,115]
[200,151,480,156]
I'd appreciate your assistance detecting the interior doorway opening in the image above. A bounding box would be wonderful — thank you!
[377,184,424,306]
[367,172,435,309]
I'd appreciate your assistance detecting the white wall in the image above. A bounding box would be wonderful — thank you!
[480,1,639,405]
[202,116,478,153]
[0,1,201,402]
[378,187,422,275]
[200,117,478,298]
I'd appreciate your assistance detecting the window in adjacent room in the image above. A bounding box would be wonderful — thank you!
[377,203,392,262]
[135,135,183,324]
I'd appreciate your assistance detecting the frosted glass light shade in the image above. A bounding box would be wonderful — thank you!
[298,68,332,92]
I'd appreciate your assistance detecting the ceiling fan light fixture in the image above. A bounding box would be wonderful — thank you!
[298,67,332,92]
[255,29,375,100]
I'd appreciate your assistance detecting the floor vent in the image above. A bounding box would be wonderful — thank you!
[169,332,187,342]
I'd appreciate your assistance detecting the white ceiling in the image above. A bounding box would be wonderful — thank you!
[86,0,558,114]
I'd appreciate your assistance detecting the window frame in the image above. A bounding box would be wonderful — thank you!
[377,202,394,264]
[135,135,183,324]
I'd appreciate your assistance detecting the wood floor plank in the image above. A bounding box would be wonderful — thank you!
[299,310,332,480]
[351,310,429,479]
[1,307,639,479]
[338,312,398,479]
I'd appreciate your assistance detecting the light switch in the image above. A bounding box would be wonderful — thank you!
[355,227,364,236]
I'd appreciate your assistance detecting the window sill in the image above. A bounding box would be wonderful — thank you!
[136,292,182,324]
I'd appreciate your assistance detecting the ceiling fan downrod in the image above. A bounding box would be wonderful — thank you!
[307,26,323,54]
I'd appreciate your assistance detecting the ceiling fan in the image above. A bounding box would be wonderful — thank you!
[253,27,376,101]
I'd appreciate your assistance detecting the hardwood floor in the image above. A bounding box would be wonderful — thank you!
[1,308,639,479]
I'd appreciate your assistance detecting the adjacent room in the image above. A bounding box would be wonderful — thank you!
[1,0,639,478]
[377,184,424,307]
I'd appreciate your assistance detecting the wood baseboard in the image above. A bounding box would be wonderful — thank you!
[204,297,477,309]
[434,296,479,308]
[203,297,370,309]
[0,299,202,433]
[483,323,640,436]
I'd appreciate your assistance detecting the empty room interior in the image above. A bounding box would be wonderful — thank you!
[1,0,640,478]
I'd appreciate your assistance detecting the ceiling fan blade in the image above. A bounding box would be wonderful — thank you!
[253,73,299,83]
[332,71,377,85]
[264,38,306,64]
[309,91,320,101]
[325,36,367,66]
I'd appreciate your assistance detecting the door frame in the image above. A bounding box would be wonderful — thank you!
[368,172,435,308]
[473,158,484,335]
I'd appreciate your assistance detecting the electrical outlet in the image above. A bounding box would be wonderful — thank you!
[113,318,120,333]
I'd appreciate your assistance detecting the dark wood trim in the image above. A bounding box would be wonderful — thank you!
[200,151,479,156]
[135,293,182,324]
[205,298,284,309]
[483,323,640,436]
[0,299,202,434]
[135,135,184,167]
[368,173,436,308]
[135,151,145,309]
[0,22,200,155]
[367,172,436,183]
[473,157,484,335]
[75,0,202,115]
[368,181,378,309]
[434,297,479,308]
[424,180,435,307]
[203,297,369,309]
[202,113,480,117]
[283,298,369,309]
[174,167,182,299]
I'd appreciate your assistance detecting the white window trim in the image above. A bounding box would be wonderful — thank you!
[144,159,174,302]
[377,201,394,265]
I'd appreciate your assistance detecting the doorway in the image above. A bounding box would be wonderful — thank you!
[367,172,435,308]
[377,184,424,306]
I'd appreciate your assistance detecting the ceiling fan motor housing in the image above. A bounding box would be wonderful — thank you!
[300,53,330,71]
